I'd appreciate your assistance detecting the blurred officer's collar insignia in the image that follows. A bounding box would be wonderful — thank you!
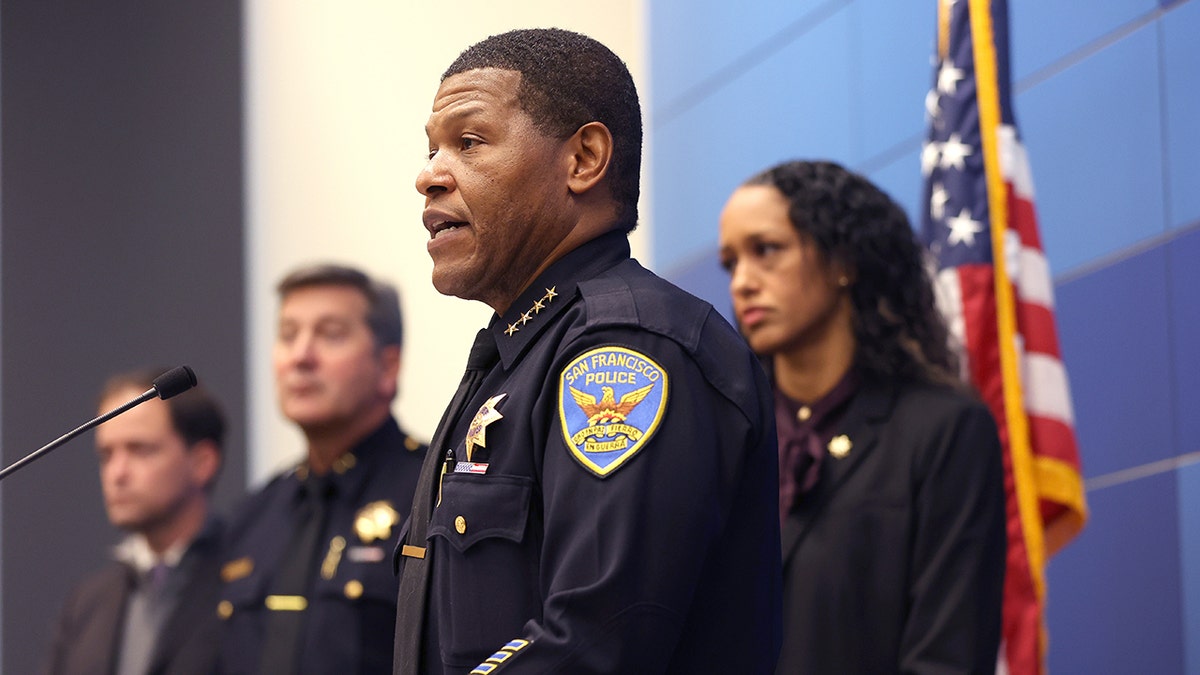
[332,452,357,474]
[466,393,507,462]
[293,451,357,481]
[354,500,399,544]
[505,287,558,337]
[557,346,669,478]
[221,557,254,583]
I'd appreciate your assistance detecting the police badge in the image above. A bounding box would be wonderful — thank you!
[558,345,669,477]
[354,500,400,544]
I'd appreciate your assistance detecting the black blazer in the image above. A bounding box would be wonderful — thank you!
[777,378,1006,674]
[44,521,224,675]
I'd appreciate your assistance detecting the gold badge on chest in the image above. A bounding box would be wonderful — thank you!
[353,500,399,544]
[827,434,852,459]
[465,393,507,462]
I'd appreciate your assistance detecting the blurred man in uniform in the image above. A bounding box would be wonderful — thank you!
[45,368,226,675]
[218,264,427,674]
[393,28,782,675]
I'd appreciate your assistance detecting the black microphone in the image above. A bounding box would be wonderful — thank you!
[0,365,199,481]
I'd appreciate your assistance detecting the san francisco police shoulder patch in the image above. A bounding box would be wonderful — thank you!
[558,345,669,477]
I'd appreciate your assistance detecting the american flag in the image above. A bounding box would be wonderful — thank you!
[919,1,1088,673]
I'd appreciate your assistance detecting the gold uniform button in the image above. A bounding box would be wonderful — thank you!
[797,406,812,422]
[454,515,467,535]
[344,580,364,599]
[217,600,233,619]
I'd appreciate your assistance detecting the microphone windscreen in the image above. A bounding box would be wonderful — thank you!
[152,365,198,400]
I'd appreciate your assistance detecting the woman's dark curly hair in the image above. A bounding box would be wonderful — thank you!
[745,160,959,384]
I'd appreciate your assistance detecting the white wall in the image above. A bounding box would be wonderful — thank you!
[244,1,650,482]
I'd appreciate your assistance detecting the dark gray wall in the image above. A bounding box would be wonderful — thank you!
[0,1,245,672]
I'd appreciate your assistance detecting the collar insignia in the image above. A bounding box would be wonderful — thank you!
[221,557,254,583]
[505,287,558,337]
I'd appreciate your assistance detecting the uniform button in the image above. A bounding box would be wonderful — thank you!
[217,600,233,619]
[455,515,467,534]
[344,580,363,600]
[797,406,812,422]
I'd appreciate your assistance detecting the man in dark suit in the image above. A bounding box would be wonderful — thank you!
[45,368,227,675]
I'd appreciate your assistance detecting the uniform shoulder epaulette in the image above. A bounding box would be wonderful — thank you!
[578,262,712,352]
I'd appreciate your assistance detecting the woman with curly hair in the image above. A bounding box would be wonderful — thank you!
[718,160,1006,674]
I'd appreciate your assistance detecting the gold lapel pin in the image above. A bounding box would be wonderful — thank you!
[828,434,852,459]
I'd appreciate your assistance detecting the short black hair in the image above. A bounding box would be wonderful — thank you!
[444,28,643,230]
[276,263,404,349]
[744,160,958,384]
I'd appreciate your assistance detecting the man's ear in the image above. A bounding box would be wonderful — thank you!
[378,344,401,401]
[565,122,613,195]
[188,440,221,491]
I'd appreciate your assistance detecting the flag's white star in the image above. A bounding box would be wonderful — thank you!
[921,142,941,176]
[939,133,973,170]
[930,183,950,220]
[937,61,964,94]
[946,208,984,246]
[925,88,941,120]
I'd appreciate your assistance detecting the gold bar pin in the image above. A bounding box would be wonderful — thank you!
[264,595,308,611]
[321,536,347,580]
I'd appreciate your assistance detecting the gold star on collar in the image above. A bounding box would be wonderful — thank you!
[465,394,507,461]
[503,287,560,338]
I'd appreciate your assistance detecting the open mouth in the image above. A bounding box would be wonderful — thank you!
[431,221,467,239]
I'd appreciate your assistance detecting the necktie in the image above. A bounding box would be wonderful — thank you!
[115,563,172,675]
[258,474,332,674]
[394,328,499,675]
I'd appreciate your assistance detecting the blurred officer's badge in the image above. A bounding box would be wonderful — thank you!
[558,345,669,477]
[354,500,399,544]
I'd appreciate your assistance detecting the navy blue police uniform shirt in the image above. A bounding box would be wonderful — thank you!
[218,416,427,674]
[398,230,783,674]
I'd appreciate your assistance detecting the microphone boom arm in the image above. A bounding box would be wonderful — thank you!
[0,365,197,481]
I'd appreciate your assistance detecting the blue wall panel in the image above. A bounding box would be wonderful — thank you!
[1010,0,1158,81]
[1017,24,1164,274]
[1168,228,1200,674]
[1045,472,1184,674]
[672,250,732,321]
[864,146,924,225]
[1162,1,1200,228]
[1169,227,1200,452]
[1179,464,1200,675]
[846,0,934,157]
[1056,246,1173,475]
[650,0,835,112]
[652,9,855,273]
